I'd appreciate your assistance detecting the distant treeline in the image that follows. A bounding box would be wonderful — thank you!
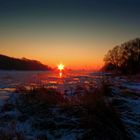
[103,38,140,74]
[0,54,51,71]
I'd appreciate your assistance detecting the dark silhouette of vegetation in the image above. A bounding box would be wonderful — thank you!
[103,38,140,74]
[0,54,51,71]
[13,84,131,140]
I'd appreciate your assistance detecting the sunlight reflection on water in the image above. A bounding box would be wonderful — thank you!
[0,70,100,94]
[59,72,62,78]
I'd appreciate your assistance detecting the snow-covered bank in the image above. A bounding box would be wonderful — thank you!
[0,71,139,139]
[109,76,140,140]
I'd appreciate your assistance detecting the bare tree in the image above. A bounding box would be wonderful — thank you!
[103,38,140,74]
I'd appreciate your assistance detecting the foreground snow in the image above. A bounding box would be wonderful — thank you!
[0,71,140,139]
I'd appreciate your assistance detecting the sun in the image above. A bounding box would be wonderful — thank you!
[58,63,64,71]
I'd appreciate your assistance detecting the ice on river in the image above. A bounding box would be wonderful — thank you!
[0,70,140,140]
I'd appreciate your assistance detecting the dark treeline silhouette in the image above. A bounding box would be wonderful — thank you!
[0,54,51,71]
[103,38,140,74]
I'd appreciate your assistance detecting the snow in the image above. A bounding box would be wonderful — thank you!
[0,71,140,139]
[123,83,140,91]
[109,77,140,140]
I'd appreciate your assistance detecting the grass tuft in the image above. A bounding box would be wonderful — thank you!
[14,83,131,140]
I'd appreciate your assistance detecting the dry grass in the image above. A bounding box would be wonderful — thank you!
[14,83,131,140]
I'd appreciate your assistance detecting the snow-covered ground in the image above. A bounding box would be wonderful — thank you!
[0,70,140,139]
[109,76,140,140]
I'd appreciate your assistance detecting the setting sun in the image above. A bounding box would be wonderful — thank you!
[58,63,64,71]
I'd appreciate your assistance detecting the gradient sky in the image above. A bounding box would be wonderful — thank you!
[0,0,140,69]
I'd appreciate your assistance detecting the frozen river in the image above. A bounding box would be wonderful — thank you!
[0,70,102,100]
[0,70,140,139]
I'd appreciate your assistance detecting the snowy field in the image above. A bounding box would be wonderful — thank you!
[0,70,140,140]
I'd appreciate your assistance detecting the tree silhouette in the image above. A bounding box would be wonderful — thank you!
[104,38,140,74]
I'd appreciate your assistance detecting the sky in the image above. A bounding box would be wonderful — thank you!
[0,0,140,69]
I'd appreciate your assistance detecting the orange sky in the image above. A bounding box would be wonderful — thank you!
[0,0,140,70]
[1,19,138,70]
[0,34,116,70]
[1,29,137,70]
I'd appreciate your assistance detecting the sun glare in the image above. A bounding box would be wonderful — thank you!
[58,63,64,71]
